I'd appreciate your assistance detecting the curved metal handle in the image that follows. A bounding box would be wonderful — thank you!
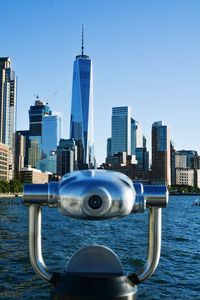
[24,171,167,283]
[29,204,52,281]
[29,204,162,283]
[129,207,161,283]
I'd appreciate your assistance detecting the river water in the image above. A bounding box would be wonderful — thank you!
[0,196,200,299]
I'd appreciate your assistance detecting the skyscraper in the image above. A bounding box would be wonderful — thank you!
[0,57,17,179]
[41,114,61,158]
[151,121,171,185]
[36,114,61,173]
[131,118,143,155]
[111,106,131,155]
[15,131,26,176]
[0,57,16,147]
[106,138,112,157]
[28,99,51,167]
[29,99,51,136]
[176,150,197,168]
[70,28,94,167]
[16,130,30,166]
[57,138,83,176]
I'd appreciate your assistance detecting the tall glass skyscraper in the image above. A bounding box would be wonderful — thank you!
[0,57,16,148]
[28,99,51,167]
[42,114,61,158]
[0,57,17,179]
[111,106,131,155]
[151,121,171,185]
[36,114,61,173]
[131,118,143,155]
[70,29,94,167]
[29,99,51,136]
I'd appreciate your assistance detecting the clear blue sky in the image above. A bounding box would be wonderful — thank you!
[1,0,200,164]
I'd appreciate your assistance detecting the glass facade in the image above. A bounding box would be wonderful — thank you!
[37,154,57,174]
[111,106,131,155]
[15,130,30,167]
[0,58,16,149]
[57,139,77,176]
[176,150,198,168]
[106,138,112,157]
[42,115,61,158]
[5,68,16,149]
[131,119,137,155]
[28,136,42,168]
[70,54,94,167]
[29,100,51,136]
[28,100,51,168]
[135,147,149,172]
[131,118,143,155]
[151,121,171,185]
[0,58,17,179]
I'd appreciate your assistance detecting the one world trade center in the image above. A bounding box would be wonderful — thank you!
[70,28,94,167]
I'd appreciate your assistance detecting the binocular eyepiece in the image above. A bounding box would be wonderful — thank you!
[88,194,103,209]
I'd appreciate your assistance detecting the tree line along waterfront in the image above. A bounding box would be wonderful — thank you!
[169,185,200,195]
[0,179,23,194]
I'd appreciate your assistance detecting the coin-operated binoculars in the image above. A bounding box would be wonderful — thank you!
[23,170,168,300]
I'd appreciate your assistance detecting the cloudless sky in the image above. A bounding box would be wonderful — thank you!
[1,0,200,164]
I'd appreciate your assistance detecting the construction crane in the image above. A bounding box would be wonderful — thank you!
[46,91,58,105]
[33,94,39,100]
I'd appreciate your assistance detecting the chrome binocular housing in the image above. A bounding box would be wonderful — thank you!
[23,170,168,298]
[24,170,168,219]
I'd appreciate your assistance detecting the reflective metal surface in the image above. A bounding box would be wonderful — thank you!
[66,245,123,275]
[24,184,49,205]
[143,185,168,207]
[29,205,52,281]
[136,207,161,282]
[23,169,168,289]
[23,171,168,218]
[132,183,145,213]
[57,170,136,219]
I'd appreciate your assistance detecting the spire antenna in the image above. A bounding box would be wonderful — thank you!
[81,24,84,55]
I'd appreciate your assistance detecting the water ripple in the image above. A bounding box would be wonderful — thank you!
[0,196,200,299]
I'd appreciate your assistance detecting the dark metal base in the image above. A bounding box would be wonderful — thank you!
[51,273,138,300]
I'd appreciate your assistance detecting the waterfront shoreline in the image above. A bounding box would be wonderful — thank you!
[0,192,199,197]
[0,193,23,198]
[169,192,200,196]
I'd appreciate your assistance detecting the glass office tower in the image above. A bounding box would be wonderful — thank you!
[131,118,143,155]
[111,106,131,155]
[28,100,51,167]
[42,114,61,158]
[0,57,16,148]
[70,35,94,167]
[36,114,61,173]
[151,121,171,185]
[0,57,17,179]
[29,100,51,136]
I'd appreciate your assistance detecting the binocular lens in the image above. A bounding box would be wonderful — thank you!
[88,195,103,210]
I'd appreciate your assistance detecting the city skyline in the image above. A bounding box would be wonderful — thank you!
[1,1,200,164]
